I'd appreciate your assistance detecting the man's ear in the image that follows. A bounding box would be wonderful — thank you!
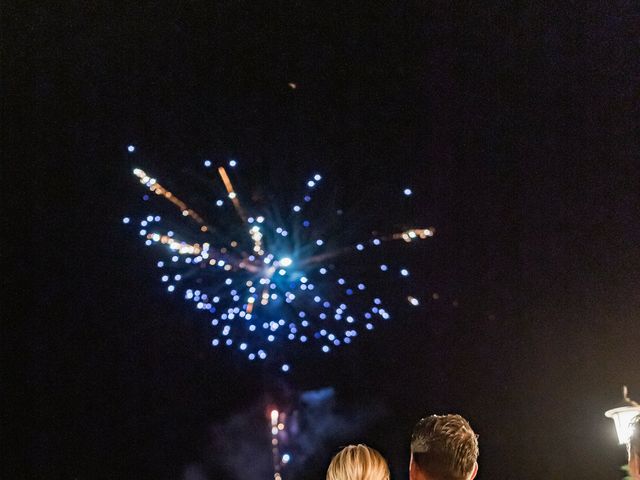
[409,453,418,480]
[468,461,478,480]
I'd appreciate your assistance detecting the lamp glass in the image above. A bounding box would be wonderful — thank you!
[605,406,640,445]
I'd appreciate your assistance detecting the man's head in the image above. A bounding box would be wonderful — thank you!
[629,414,640,480]
[409,414,478,480]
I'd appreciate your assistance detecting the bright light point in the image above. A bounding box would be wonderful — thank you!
[356,243,364,251]
[404,188,412,196]
[204,160,212,167]
[127,145,135,152]
[322,345,330,353]
[408,296,420,306]
[248,217,254,223]
[240,343,247,351]
[122,217,130,224]
[216,200,223,207]
[373,238,381,245]
[316,239,324,246]
[307,180,315,187]
[282,454,291,463]
[167,285,175,292]
[228,192,237,199]
[300,276,308,284]
[279,257,293,267]
[319,268,327,274]
[293,205,301,212]
[281,364,290,372]
[212,339,220,346]
[380,264,388,271]
[256,216,264,223]
[401,268,409,276]
[229,159,237,167]
[314,174,321,181]
[366,323,374,330]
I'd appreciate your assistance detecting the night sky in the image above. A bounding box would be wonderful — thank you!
[5,2,640,479]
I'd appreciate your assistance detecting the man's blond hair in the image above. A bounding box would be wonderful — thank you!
[411,414,478,480]
[326,444,390,480]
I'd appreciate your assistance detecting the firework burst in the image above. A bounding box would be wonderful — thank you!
[123,146,434,370]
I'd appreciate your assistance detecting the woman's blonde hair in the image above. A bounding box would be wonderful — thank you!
[326,444,390,480]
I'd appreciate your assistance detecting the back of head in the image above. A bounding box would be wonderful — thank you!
[326,444,390,480]
[410,414,479,480]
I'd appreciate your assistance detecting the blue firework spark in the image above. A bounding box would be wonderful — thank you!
[123,146,434,369]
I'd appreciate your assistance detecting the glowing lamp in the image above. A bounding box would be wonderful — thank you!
[604,386,640,445]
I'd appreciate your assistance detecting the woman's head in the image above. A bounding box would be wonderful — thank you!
[326,444,390,480]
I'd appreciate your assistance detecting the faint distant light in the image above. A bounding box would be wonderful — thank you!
[380,264,388,271]
[288,82,297,89]
[127,145,135,152]
[404,188,412,196]
[216,200,224,207]
[122,217,130,224]
[204,160,212,167]
[229,159,237,167]
[281,364,290,372]
[400,268,409,276]
[302,220,310,227]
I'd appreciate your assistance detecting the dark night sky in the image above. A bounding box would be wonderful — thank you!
[4,2,640,479]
